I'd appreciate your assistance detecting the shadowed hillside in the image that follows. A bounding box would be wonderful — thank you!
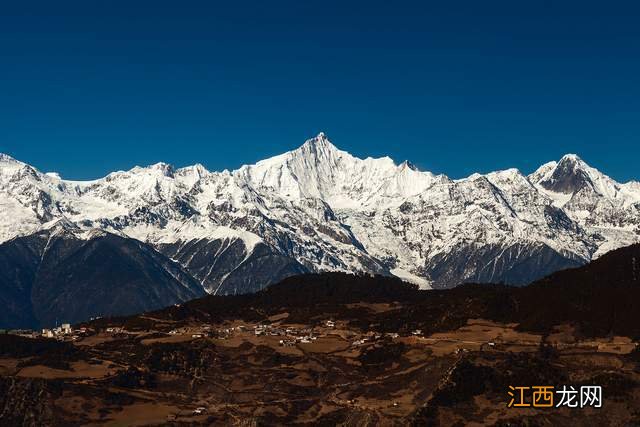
[115,243,640,340]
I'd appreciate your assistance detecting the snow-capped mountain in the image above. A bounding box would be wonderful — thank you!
[1,133,639,295]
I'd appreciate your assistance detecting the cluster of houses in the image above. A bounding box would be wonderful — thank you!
[2,323,94,341]
[351,330,418,347]
[167,325,234,338]
[163,321,340,345]
[216,325,248,337]
[159,320,434,349]
[164,320,343,346]
[156,319,510,353]
[40,323,88,340]
[23,323,131,340]
[352,332,386,346]
[279,335,317,346]
[252,324,319,346]
[166,325,246,339]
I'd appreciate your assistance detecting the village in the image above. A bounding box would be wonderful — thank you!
[163,319,356,345]
[157,319,433,349]
[0,317,516,356]
[0,323,90,341]
[5,315,635,360]
[1,316,433,351]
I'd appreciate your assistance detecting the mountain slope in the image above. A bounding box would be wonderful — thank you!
[157,235,308,294]
[1,133,639,294]
[148,242,640,341]
[0,224,205,328]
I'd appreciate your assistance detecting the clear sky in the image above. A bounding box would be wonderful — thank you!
[1,1,639,182]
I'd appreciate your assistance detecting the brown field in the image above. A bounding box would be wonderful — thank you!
[17,360,113,379]
[1,310,639,426]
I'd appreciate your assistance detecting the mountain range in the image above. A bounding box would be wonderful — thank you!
[1,133,639,327]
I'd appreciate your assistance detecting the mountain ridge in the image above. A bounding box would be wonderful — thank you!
[1,133,639,296]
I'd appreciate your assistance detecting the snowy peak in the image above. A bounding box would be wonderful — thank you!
[291,132,348,171]
[485,168,534,195]
[559,153,584,163]
[533,153,631,207]
[399,160,418,171]
[0,153,29,175]
[538,154,595,194]
[283,134,442,207]
[0,153,19,164]
[149,162,175,177]
[290,132,344,164]
[299,131,334,150]
[1,136,639,294]
[528,161,557,184]
[131,162,176,178]
[176,163,209,177]
[236,132,357,202]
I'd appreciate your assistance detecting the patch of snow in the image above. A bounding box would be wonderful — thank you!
[390,268,432,290]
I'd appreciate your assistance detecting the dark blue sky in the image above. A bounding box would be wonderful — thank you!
[1,1,639,181]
